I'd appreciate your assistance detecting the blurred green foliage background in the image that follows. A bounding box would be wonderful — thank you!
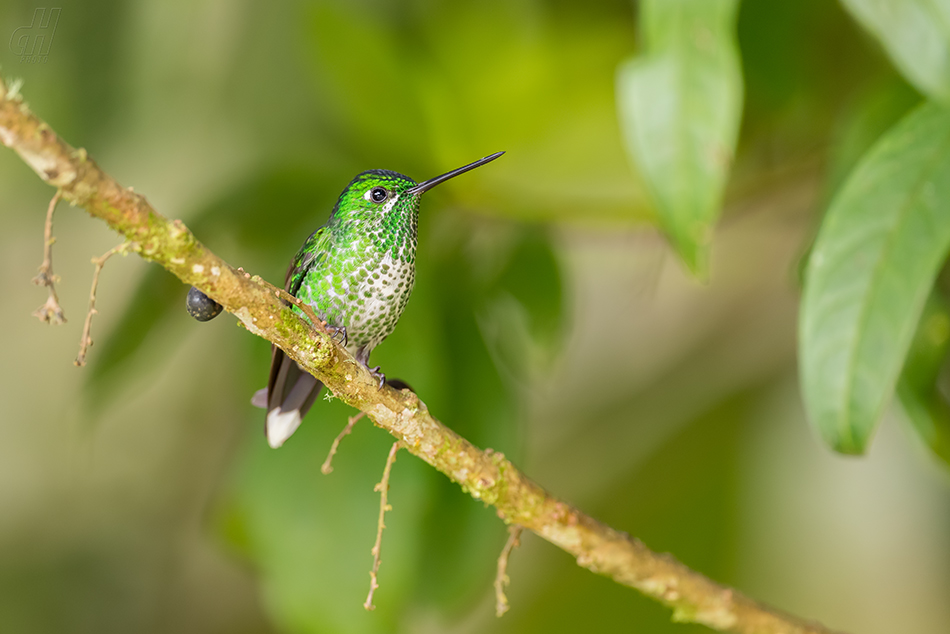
[1,1,949,633]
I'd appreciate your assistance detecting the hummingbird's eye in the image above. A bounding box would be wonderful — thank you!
[369,187,389,204]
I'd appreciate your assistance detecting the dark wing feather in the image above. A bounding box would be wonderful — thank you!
[264,227,330,444]
[287,227,328,295]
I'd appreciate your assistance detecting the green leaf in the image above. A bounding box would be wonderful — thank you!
[824,78,920,199]
[841,0,950,105]
[800,102,950,454]
[897,291,950,468]
[616,0,743,276]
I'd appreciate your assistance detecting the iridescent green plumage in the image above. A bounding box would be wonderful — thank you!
[261,152,504,448]
[288,170,420,359]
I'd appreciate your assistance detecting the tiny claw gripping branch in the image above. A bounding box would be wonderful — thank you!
[369,366,386,389]
[325,324,348,347]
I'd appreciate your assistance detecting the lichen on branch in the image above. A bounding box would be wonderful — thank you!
[0,75,844,634]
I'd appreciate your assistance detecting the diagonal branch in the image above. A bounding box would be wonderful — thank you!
[0,76,844,634]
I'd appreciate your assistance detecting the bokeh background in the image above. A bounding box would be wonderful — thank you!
[2,1,949,633]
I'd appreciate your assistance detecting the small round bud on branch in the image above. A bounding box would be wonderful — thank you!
[186,286,223,321]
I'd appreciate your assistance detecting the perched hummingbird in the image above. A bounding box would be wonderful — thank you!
[247,151,504,448]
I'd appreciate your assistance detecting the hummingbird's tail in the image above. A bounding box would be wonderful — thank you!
[253,347,323,448]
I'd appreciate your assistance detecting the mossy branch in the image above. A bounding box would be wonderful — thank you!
[0,76,844,634]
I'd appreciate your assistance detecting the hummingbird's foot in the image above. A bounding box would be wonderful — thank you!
[325,324,348,346]
[369,366,386,389]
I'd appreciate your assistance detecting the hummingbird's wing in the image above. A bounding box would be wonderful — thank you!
[263,227,329,447]
[284,227,328,297]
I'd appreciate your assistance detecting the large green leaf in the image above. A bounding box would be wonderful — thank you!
[841,0,950,105]
[800,102,950,454]
[824,78,920,200]
[616,0,743,276]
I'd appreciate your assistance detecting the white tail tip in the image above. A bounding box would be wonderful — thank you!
[266,408,302,448]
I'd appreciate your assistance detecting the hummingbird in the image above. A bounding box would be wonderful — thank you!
[242,151,505,448]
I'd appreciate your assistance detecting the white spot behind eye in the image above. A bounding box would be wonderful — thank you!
[381,195,399,213]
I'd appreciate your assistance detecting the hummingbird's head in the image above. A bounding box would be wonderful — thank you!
[330,152,505,225]
[332,170,419,224]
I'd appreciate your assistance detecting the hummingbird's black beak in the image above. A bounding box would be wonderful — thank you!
[406,151,504,195]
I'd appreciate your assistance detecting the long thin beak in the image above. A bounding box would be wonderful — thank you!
[406,151,505,195]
